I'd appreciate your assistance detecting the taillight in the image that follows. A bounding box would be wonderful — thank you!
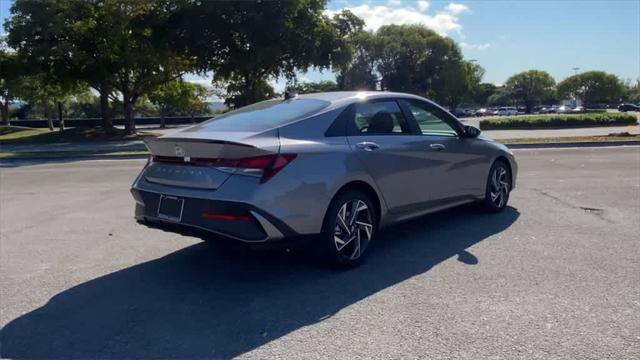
[151,153,297,183]
[232,154,297,183]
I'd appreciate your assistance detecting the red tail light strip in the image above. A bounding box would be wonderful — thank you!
[202,213,253,221]
[151,154,297,183]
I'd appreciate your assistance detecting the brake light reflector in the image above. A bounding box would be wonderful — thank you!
[202,213,253,221]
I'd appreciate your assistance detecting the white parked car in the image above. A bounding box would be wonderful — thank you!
[496,107,518,116]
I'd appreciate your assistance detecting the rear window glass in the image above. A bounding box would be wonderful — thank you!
[195,98,329,132]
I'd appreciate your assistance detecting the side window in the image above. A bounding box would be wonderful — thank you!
[401,100,459,137]
[353,101,412,135]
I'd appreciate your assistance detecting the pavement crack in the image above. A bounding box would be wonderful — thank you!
[532,188,612,223]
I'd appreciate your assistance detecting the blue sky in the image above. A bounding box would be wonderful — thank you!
[2,0,639,91]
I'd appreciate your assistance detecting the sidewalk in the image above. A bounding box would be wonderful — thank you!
[460,119,639,139]
[1,124,638,156]
[0,140,146,153]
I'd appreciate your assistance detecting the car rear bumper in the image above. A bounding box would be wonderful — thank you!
[132,188,298,243]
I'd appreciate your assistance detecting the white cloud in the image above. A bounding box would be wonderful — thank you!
[326,2,471,36]
[459,42,491,51]
[417,1,430,11]
[444,3,470,15]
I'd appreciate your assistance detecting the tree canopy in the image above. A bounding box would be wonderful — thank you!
[286,81,339,94]
[0,49,24,125]
[149,79,210,121]
[167,0,353,108]
[334,24,483,110]
[557,71,624,106]
[504,70,556,113]
[2,0,634,128]
[6,0,193,133]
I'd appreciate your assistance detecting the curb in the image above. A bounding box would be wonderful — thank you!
[1,141,639,163]
[0,153,149,165]
[506,141,640,149]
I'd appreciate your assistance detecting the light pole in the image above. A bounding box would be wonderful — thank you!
[572,67,580,75]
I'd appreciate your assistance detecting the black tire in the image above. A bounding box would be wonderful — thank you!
[481,160,512,212]
[319,190,378,268]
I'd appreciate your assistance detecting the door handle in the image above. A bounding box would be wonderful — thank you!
[430,143,446,151]
[356,141,380,151]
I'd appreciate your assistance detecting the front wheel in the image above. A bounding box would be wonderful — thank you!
[319,190,377,267]
[481,160,511,212]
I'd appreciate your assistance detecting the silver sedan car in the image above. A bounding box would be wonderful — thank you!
[131,91,517,266]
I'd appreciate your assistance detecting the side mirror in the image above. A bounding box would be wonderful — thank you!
[463,125,481,138]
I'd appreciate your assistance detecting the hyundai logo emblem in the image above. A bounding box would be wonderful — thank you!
[174,145,185,157]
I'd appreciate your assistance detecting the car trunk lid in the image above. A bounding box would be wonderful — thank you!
[143,129,279,190]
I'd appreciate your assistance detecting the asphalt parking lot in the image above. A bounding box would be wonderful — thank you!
[1,147,639,359]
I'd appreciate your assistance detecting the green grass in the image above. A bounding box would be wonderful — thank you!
[500,134,640,144]
[0,126,49,140]
[0,126,157,144]
[480,112,638,130]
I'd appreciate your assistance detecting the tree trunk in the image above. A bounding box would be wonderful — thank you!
[160,112,166,129]
[525,100,533,114]
[99,82,113,130]
[122,79,136,134]
[57,101,64,131]
[44,106,54,131]
[123,97,134,134]
[1,101,9,126]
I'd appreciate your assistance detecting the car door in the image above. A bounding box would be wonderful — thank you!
[346,98,436,213]
[398,98,489,205]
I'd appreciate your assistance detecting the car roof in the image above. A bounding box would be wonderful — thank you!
[295,91,427,109]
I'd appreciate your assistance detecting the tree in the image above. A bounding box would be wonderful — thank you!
[149,79,210,127]
[623,79,640,103]
[557,71,624,106]
[430,60,484,110]
[473,83,498,106]
[17,73,85,131]
[1,32,85,130]
[6,0,114,129]
[6,0,193,133]
[487,87,515,107]
[168,0,351,108]
[336,31,379,90]
[286,80,338,94]
[0,49,24,125]
[216,77,276,109]
[504,70,556,113]
[336,24,479,107]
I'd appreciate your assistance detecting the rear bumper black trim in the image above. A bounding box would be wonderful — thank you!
[132,188,298,242]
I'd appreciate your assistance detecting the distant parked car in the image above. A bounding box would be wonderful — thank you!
[453,108,474,118]
[496,107,518,116]
[475,108,489,117]
[618,103,640,112]
[571,106,584,113]
[538,106,556,114]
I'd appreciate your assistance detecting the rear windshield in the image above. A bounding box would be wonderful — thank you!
[197,98,329,132]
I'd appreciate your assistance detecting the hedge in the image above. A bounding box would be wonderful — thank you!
[479,112,638,130]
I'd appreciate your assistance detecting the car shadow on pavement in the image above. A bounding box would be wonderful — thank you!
[1,205,519,359]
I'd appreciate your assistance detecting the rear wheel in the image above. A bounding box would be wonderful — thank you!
[481,160,511,212]
[319,190,377,267]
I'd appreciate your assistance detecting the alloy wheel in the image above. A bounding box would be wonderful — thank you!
[490,166,510,208]
[333,199,373,260]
